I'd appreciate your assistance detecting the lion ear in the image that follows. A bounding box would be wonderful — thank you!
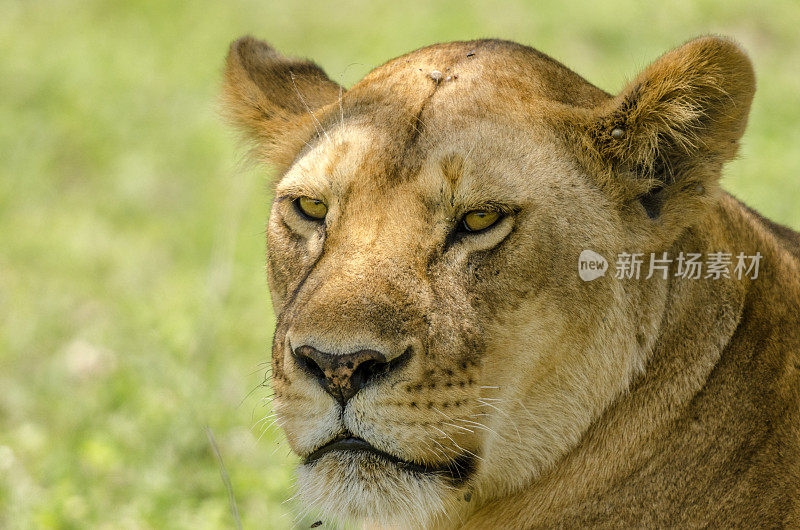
[589,36,755,190]
[221,36,342,169]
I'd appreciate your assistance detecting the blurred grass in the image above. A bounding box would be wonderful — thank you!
[0,0,798,528]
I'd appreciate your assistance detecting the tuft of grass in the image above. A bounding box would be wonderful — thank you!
[205,427,243,530]
[1,0,798,527]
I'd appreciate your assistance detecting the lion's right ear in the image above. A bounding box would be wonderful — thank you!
[221,36,342,169]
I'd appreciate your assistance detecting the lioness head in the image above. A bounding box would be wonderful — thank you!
[222,36,754,526]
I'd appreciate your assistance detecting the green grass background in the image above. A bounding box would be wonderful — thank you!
[1,0,798,528]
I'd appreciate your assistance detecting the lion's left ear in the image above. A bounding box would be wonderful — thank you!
[585,36,755,206]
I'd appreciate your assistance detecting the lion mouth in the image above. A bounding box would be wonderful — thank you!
[304,436,475,482]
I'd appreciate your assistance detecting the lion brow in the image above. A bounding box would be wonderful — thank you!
[439,153,465,187]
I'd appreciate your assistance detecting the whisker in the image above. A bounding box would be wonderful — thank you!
[430,425,483,462]
[477,399,522,443]
[442,421,474,434]
[290,72,330,141]
[338,84,344,126]
[251,411,278,429]
[455,418,501,439]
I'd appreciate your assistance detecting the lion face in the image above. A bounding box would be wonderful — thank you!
[222,37,754,526]
[268,121,636,523]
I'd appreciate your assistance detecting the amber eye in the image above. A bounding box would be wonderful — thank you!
[295,196,328,220]
[462,210,501,232]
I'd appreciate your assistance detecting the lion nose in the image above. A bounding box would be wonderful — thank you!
[292,345,402,405]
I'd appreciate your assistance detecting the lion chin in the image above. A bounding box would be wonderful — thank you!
[296,450,454,527]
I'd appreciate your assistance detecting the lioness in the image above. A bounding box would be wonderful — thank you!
[222,36,800,528]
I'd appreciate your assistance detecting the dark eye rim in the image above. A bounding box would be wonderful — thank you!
[293,197,327,222]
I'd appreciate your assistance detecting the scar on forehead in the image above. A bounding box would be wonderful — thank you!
[440,153,464,187]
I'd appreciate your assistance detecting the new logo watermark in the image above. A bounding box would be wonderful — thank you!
[578,250,762,282]
[578,249,609,281]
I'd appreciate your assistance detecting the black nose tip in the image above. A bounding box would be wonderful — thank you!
[293,345,402,405]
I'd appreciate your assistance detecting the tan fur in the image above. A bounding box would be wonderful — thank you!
[222,36,800,528]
